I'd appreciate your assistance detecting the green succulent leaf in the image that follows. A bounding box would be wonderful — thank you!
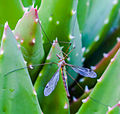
[0,0,24,44]
[21,0,33,7]
[38,0,74,55]
[34,0,41,9]
[70,90,91,114]
[0,0,24,29]
[84,1,120,67]
[77,49,120,114]
[67,0,83,86]
[107,104,120,114]
[0,24,4,45]
[0,24,42,114]
[77,0,120,58]
[79,40,120,92]
[1,0,120,113]
[34,41,70,114]
[14,8,45,82]
[21,0,41,9]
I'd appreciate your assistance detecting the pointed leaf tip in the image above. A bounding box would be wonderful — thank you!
[4,22,9,29]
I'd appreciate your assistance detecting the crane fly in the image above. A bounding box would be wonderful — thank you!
[44,52,97,97]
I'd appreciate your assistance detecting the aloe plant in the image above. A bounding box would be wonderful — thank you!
[0,23,42,113]
[0,0,120,114]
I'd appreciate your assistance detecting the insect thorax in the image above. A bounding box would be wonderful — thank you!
[58,60,66,67]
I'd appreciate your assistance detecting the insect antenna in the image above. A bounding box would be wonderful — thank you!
[39,21,52,45]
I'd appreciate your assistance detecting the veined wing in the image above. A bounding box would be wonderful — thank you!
[71,66,97,78]
[44,68,60,96]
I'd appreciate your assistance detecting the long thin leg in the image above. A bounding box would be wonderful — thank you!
[64,69,109,107]
[64,68,84,91]
[57,41,72,58]
[64,46,75,60]
[64,42,72,55]
[4,62,56,77]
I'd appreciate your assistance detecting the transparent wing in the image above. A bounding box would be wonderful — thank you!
[71,66,97,78]
[44,68,60,96]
